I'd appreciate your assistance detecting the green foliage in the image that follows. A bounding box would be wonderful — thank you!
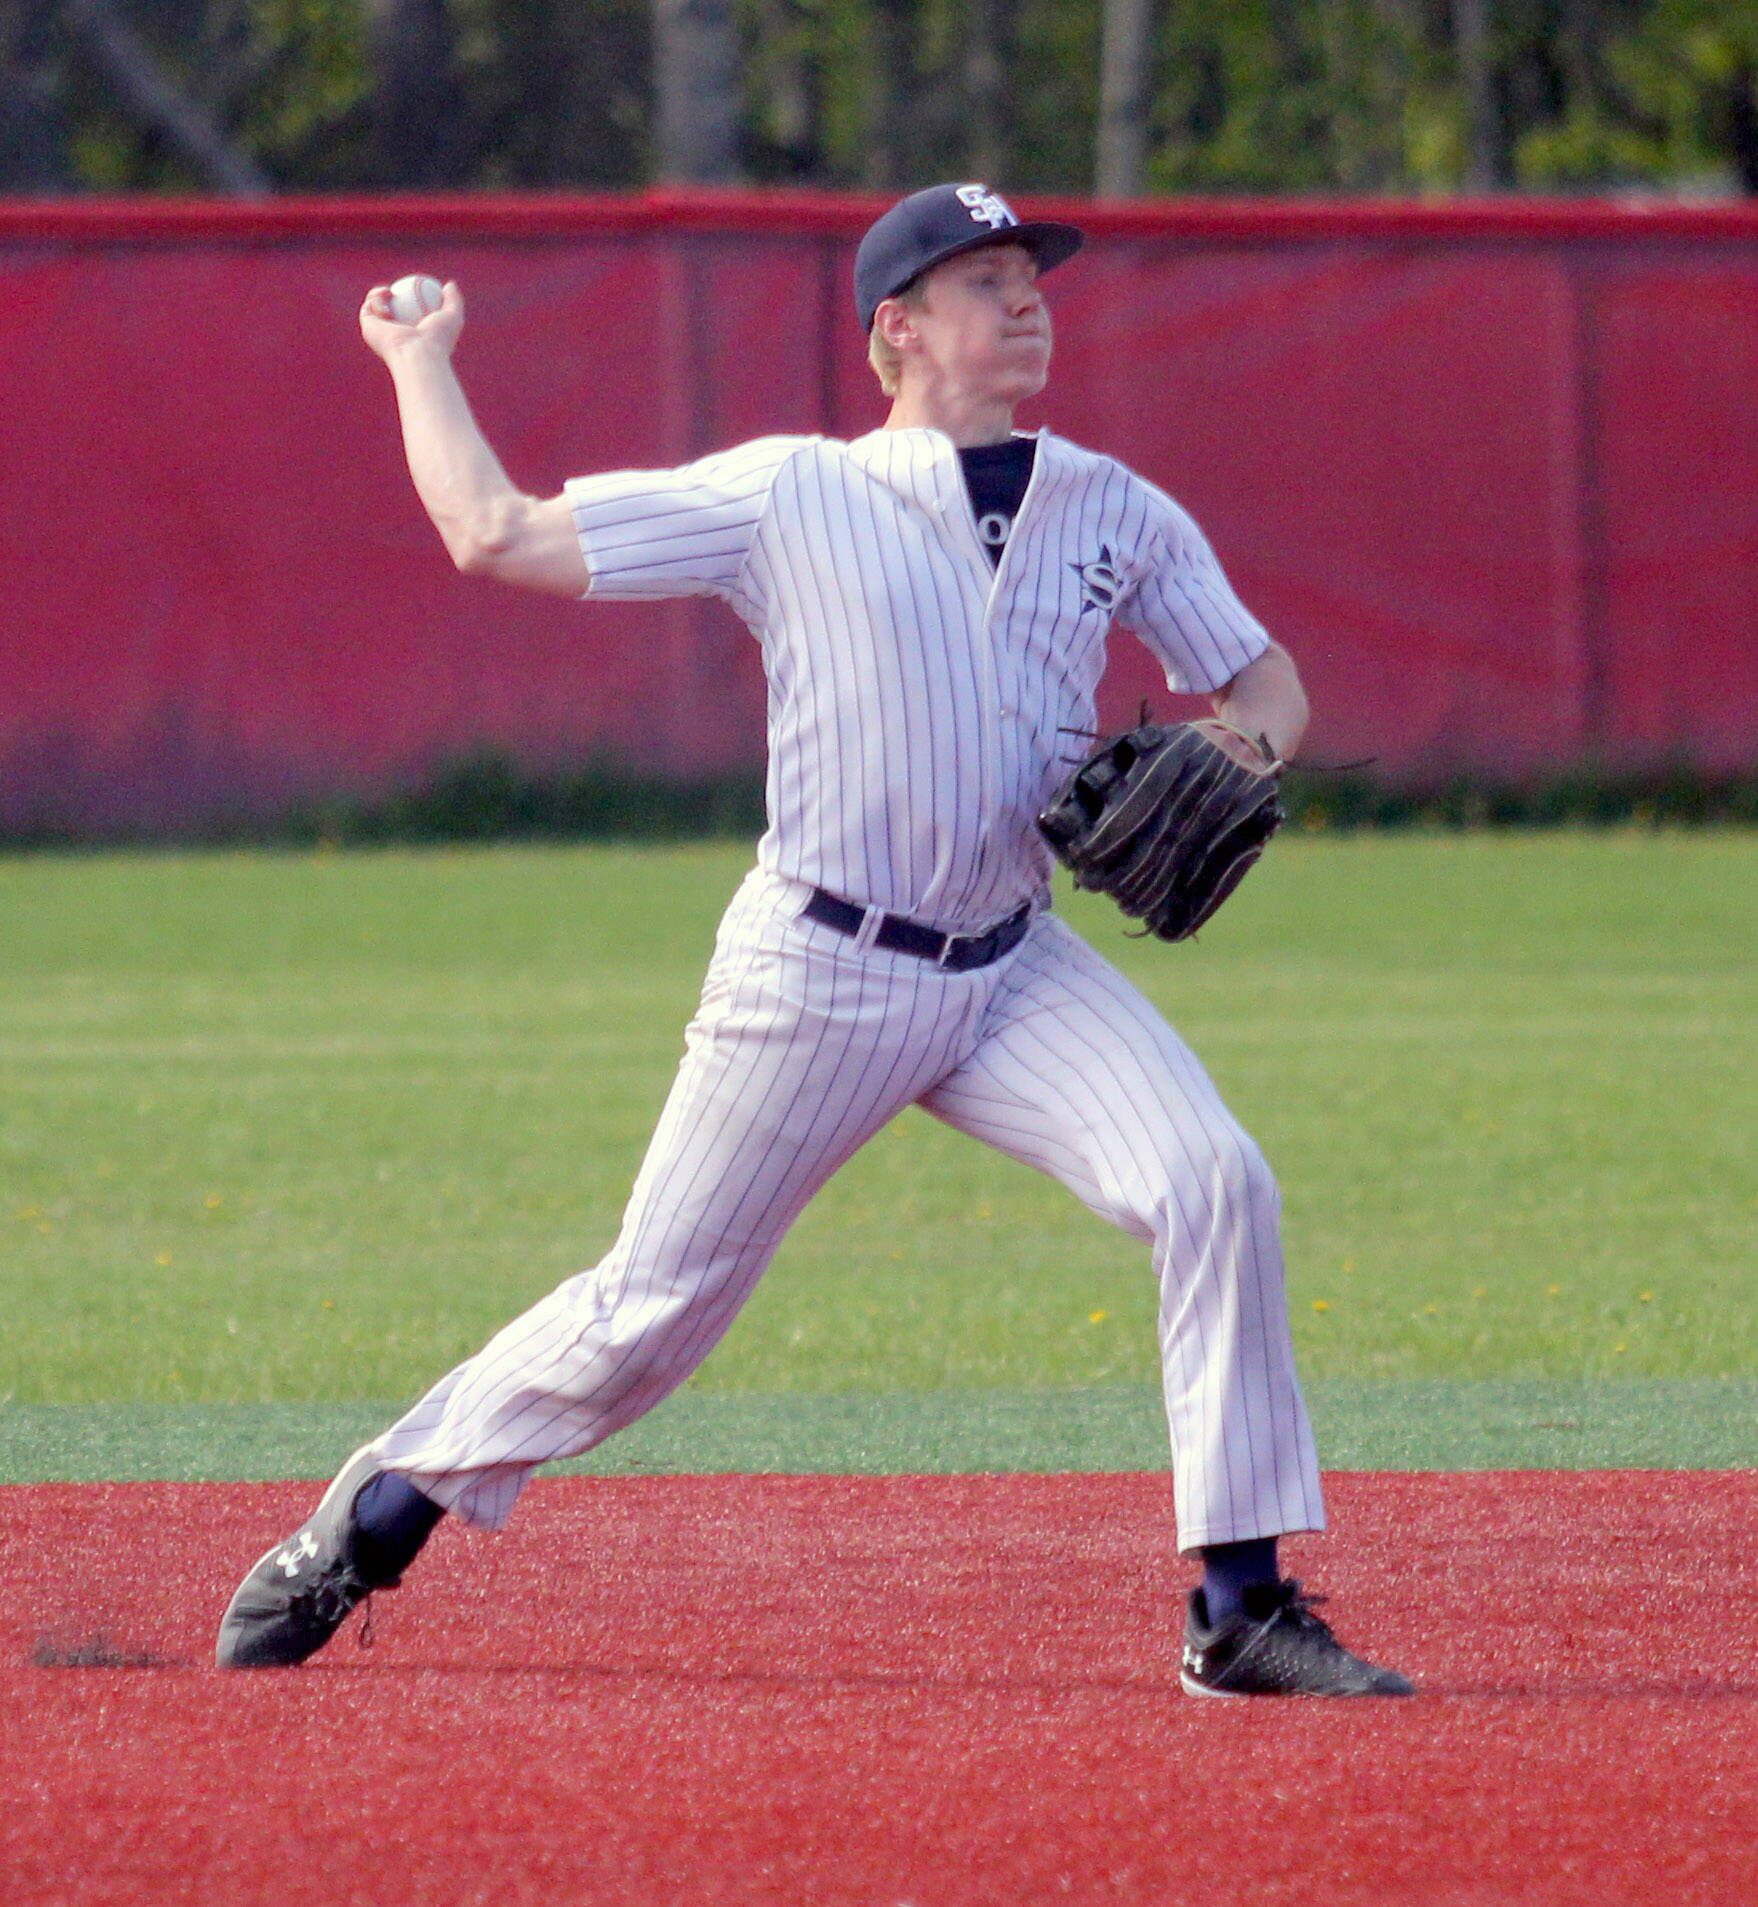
[1278,765,1758,832]
[27,0,650,193]
[232,0,374,186]
[2,835,1753,1407]
[453,0,650,189]
[1146,0,1454,194]
[13,0,1758,198]
[287,754,768,847]
[53,0,375,193]
[1008,0,1104,191]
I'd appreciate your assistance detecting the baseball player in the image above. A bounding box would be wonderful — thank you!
[218,184,1411,1698]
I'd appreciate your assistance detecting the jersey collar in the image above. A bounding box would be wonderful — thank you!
[845,425,1065,515]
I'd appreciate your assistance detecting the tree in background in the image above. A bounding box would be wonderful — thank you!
[2,0,1756,196]
[654,0,739,181]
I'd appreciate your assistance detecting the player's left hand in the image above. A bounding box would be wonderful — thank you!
[359,279,465,362]
[1184,717,1281,774]
[1037,717,1287,942]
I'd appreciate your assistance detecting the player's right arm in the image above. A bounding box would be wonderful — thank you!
[360,282,588,599]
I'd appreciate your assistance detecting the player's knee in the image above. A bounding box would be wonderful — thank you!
[1209,1126,1280,1221]
[582,1276,746,1393]
[1124,1112,1279,1234]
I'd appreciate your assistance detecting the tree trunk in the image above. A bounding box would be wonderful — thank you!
[1096,0,1155,197]
[363,0,469,189]
[964,0,1014,185]
[652,0,741,184]
[1729,58,1758,195]
[63,0,270,196]
[1453,0,1506,190]
[864,0,913,191]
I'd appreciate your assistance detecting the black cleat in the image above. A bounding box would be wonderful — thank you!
[1180,1579,1415,1698]
[216,1446,395,1669]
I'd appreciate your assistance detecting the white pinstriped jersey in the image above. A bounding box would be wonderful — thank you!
[565,426,1270,932]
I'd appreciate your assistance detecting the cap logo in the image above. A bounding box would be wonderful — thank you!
[955,184,1017,232]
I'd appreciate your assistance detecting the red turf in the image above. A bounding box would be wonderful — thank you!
[2,1471,1755,1904]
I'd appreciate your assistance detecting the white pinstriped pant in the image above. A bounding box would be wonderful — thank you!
[371,868,1325,1550]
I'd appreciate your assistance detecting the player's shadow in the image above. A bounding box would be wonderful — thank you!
[31,1630,192,1671]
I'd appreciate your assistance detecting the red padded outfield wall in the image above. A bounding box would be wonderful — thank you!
[2,190,1755,832]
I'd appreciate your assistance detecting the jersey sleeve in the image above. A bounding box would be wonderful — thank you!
[1115,480,1272,694]
[564,435,813,615]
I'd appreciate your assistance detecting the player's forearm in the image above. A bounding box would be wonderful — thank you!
[382,342,535,573]
[1212,642,1308,764]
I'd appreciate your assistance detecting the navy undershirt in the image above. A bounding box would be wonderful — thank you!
[958,437,1036,566]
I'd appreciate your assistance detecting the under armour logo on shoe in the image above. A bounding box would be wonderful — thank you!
[276,1531,320,1577]
[956,184,1017,231]
[1071,547,1125,614]
[1183,1644,1206,1675]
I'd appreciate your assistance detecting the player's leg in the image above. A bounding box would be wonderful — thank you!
[919,914,1409,1695]
[922,910,1323,1550]
[365,883,978,1528]
[218,874,975,1664]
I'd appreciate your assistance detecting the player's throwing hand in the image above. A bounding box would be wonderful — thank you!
[359,278,464,362]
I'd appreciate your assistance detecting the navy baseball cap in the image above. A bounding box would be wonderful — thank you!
[854,183,1084,331]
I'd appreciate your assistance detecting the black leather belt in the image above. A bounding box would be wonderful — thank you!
[803,888,1032,972]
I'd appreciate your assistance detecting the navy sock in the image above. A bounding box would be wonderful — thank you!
[351,1470,445,1585]
[1199,1537,1279,1626]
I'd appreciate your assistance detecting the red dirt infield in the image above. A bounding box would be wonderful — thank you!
[3,1470,1755,1905]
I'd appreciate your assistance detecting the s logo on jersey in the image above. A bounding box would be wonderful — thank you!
[1071,547,1125,615]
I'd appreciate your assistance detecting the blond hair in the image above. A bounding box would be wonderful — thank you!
[866,277,929,398]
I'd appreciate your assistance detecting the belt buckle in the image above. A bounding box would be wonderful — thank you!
[940,924,998,972]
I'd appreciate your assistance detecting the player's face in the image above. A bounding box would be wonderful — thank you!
[913,244,1052,402]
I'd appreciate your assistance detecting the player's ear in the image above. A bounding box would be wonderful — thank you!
[873,296,918,351]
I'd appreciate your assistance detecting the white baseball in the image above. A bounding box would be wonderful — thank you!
[386,274,444,325]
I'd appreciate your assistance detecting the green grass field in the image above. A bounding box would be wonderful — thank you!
[4,833,1753,1446]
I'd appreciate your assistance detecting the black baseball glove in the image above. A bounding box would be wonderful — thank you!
[1037,718,1285,942]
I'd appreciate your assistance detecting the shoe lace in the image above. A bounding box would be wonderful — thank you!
[288,1567,372,1636]
[1265,1582,1339,1642]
